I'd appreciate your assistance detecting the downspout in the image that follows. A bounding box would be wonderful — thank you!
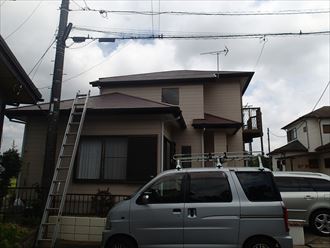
[201,128,205,167]
[304,120,310,150]
[319,119,323,146]
[160,121,164,172]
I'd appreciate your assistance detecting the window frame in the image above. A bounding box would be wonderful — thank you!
[287,128,297,142]
[323,124,330,134]
[74,135,157,184]
[161,88,179,105]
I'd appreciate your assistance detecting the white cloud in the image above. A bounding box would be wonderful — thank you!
[0,0,329,154]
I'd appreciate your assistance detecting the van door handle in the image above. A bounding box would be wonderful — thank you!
[304,195,315,200]
[188,208,197,218]
[172,208,182,214]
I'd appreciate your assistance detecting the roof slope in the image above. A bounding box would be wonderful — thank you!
[91,70,254,94]
[192,113,242,129]
[282,106,330,129]
[315,142,330,152]
[270,140,308,155]
[6,92,186,128]
[0,35,42,104]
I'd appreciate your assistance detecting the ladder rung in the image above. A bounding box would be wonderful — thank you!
[39,238,52,241]
[66,132,77,135]
[72,112,82,115]
[53,180,65,183]
[70,122,80,125]
[50,193,62,196]
[74,102,85,105]
[56,167,69,170]
[77,94,87,97]
[42,222,57,225]
[63,143,74,146]
[60,155,71,158]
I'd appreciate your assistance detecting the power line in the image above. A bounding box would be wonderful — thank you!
[270,131,287,138]
[72,27,330,40]
[4,1,42,40]
[254,37,268,69]
[69,7,330,16]
[312,81,330,111]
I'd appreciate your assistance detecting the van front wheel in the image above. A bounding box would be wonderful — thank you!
[107,236,136,248]
[244,237,278,248]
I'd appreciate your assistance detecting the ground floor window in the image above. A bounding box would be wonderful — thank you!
[76,136,157,182]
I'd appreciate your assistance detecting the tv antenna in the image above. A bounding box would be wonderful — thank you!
[201,46,229,71]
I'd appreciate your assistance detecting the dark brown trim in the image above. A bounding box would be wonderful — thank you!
[192,123,242,129]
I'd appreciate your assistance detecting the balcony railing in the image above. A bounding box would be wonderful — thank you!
[0,187,129,223]
[243,107,263,143]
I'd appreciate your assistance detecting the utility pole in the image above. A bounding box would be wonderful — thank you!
[267,128,271,154]
[41,0,71,191]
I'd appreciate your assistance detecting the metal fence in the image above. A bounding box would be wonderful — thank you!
[0,186,129,223]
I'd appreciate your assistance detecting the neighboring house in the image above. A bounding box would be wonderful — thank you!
[270,106,330,175]
[6,70,259,196]
[0,35,42,150]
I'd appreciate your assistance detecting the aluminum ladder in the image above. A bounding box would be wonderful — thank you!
[36,91,90,247]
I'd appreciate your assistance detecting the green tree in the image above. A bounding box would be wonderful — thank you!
[0,148,22,201]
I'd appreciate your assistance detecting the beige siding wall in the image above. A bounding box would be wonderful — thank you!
[214,132,227,152]
[307,119,322,151]
[19,116,47,186]
[292,121,309,150]
[204,79,242,122]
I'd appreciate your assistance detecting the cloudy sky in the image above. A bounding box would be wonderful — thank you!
[0,0,329,153]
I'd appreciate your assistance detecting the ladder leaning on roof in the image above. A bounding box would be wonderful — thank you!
[36,91,90,248]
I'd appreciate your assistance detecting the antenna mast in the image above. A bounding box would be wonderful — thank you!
[201,46,229,71]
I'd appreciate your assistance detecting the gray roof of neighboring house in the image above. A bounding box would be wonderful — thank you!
[315,142,330,152]
[90,70,254,94]
[282,106,330,130]
[0,35,42,104]
[269,140,308,155]
[5,92,186,128]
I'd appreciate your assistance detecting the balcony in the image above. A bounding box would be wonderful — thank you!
[243,107,263,143]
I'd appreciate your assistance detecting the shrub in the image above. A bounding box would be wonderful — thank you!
[0,223,29,248]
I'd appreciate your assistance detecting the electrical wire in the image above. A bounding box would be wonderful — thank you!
[29,38,56,77]
[62,41,130,83]
[72,27,330,40]
[270,131,287,138]
[69,8,330,16]
[312,81,330,111]
[4,1,42,40]
[254,37,268,69]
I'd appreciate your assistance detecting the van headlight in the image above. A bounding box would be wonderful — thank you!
[105,217,111,230]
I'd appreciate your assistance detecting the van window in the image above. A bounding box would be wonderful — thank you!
[236,172,281,202]
[143,174,184,204]
[274,177,314,192]
[188,172,232,203]
[305,178,330,192]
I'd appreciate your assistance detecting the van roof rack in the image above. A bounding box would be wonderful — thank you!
[173,152,264,170]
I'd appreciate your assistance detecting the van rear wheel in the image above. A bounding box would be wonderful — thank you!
[107,237,136,248]
[244,237,277,248]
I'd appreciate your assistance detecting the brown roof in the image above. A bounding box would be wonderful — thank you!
[315,142,330,152]
[0,35,42,104]
[6,92,186,128]
[192,113,242,129]
[270,140,308,155]
[90,70,254,94]
[282,106,330,129]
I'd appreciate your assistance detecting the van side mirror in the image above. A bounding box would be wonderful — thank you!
[141,192,151,205]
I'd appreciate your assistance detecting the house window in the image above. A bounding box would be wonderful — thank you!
[323,124,330,134]
[287,128,297,142]
[324,158,330,169]
[162,88,179,105]
[308,159,319,169]
[76,136,157,182]
[181,145,192,168]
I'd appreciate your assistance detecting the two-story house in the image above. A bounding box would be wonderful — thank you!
[270,106,330,175]
[6,70,255,196]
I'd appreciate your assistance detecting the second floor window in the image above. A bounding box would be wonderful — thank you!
[323,124,330,134]
[162,88,179,105]
[287,128,297,142]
